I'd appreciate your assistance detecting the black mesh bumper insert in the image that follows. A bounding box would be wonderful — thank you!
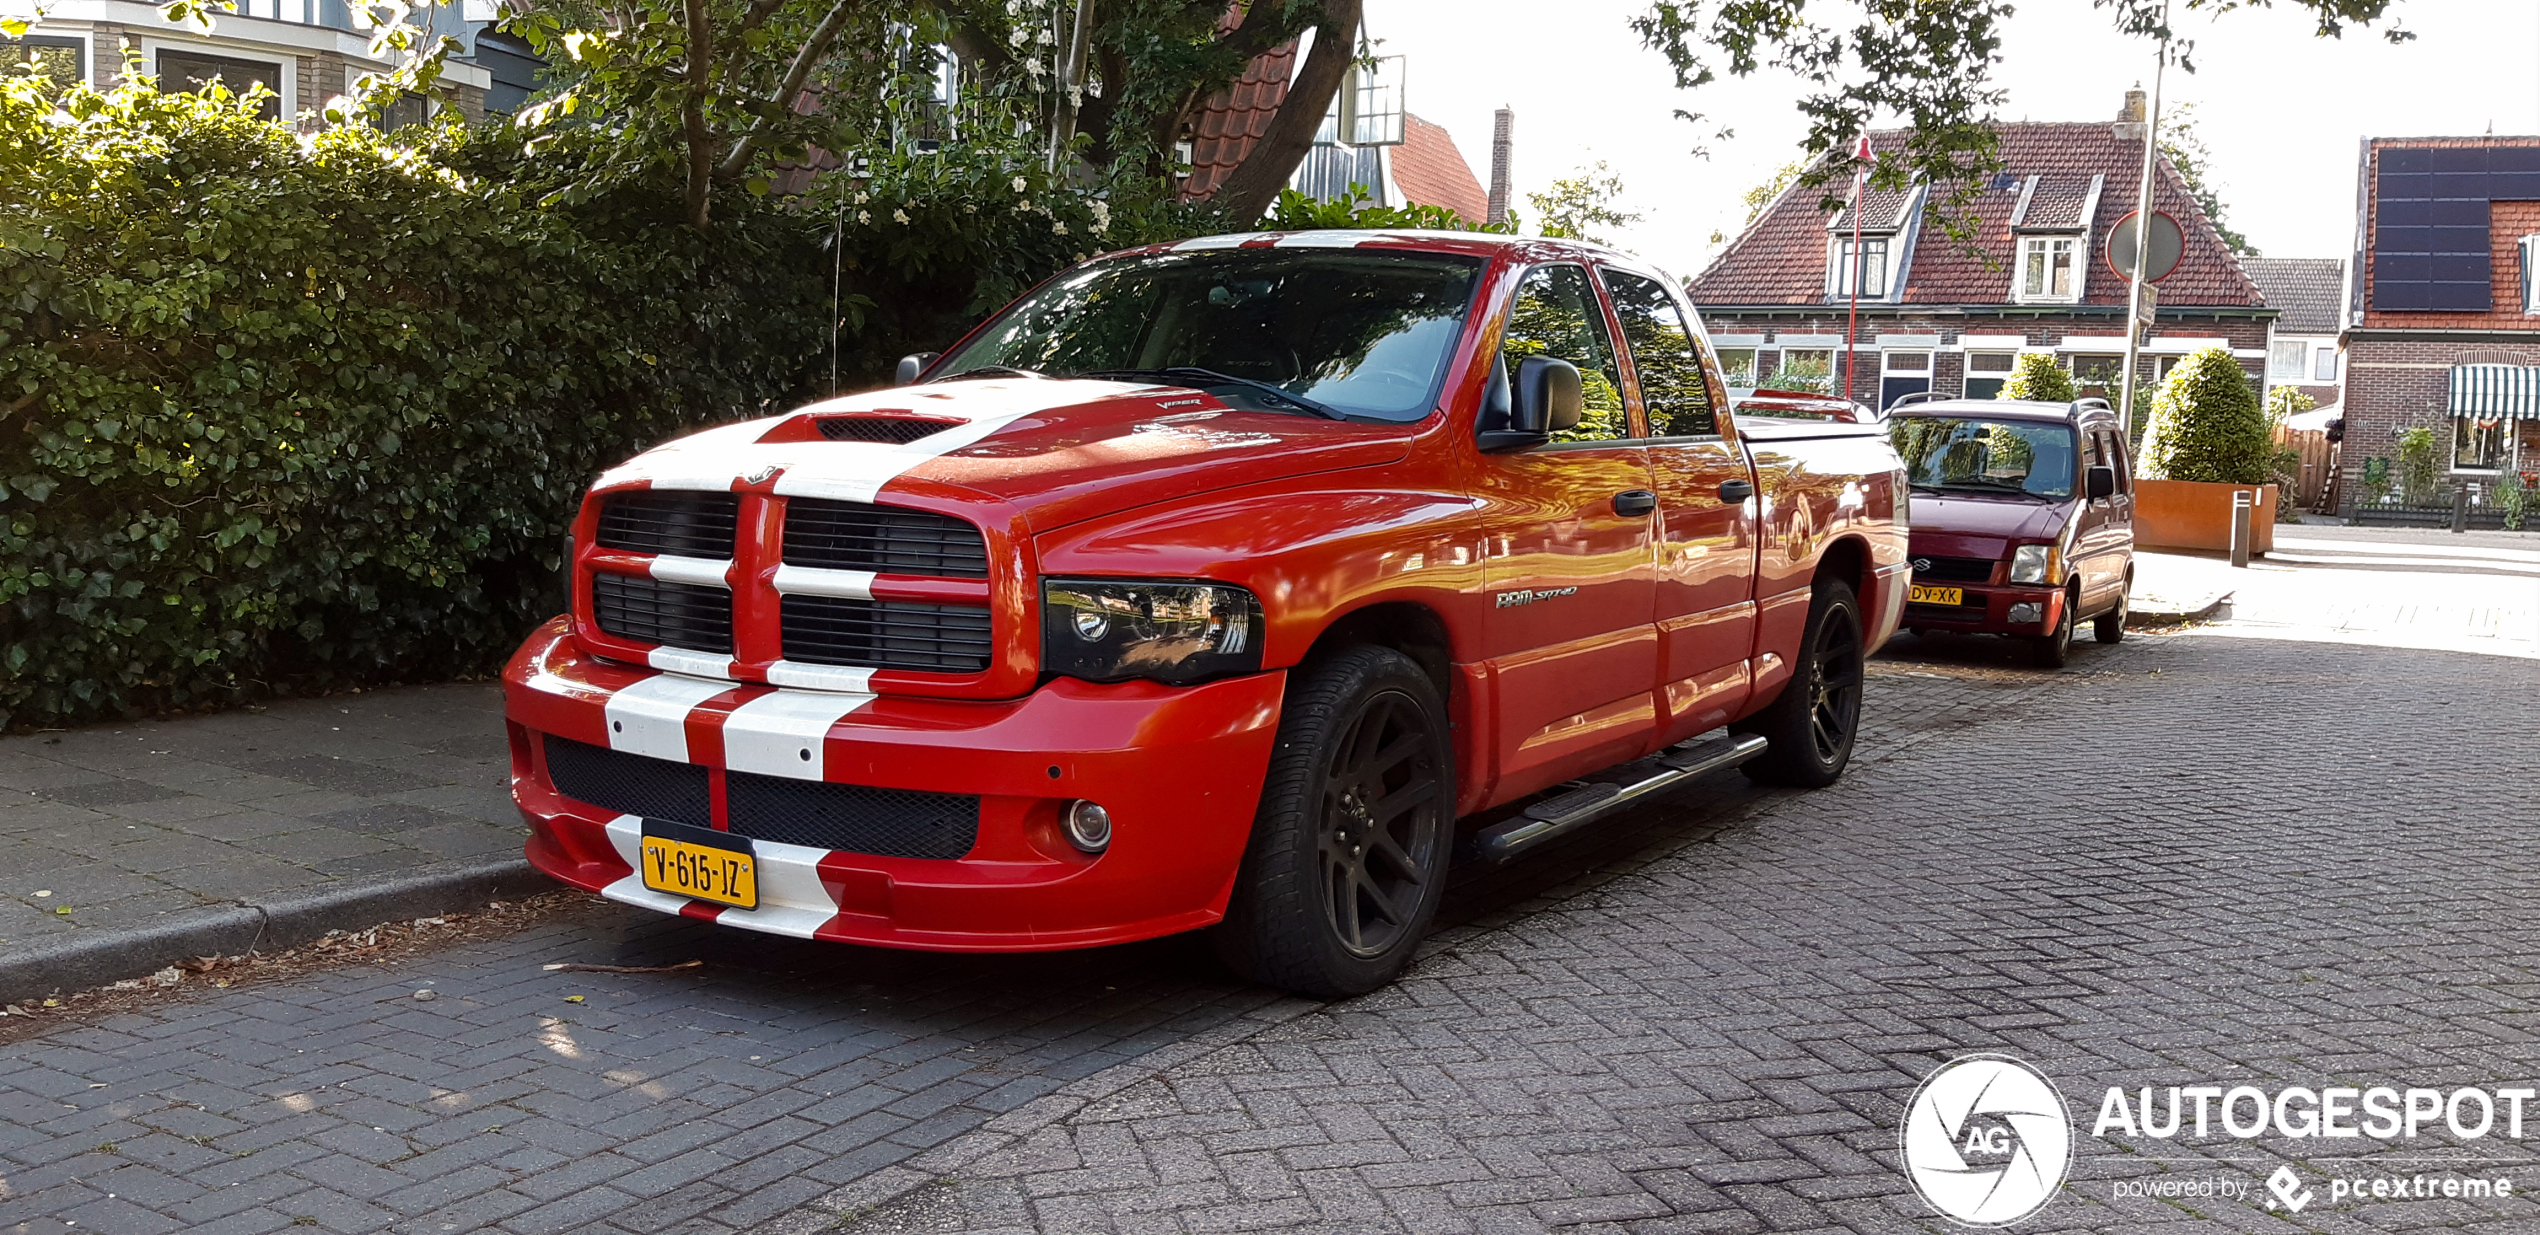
[725,771,979,860]
[542,735,712,828]
[593,573,733,654]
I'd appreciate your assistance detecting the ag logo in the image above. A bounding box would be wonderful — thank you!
[1901,1054,2072,1226]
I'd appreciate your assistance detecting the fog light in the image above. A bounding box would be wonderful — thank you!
[1062,800,1112,853]
[2007,602,2043,624]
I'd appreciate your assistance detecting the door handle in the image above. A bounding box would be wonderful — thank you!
[1614,489,1659,517]
[1718,479,1755,503]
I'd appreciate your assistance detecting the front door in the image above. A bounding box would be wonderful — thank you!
[1600,267,1759,743]
[1473,263,1660,799]
[1881,350,1932,411]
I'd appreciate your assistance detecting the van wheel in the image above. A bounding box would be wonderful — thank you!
[1736,579,1863,788]
[1212,646,1452,998]
[2033,586,2076,668]
[2094,575,2130,644]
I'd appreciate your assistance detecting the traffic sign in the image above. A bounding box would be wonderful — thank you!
[2107,211,2184,282]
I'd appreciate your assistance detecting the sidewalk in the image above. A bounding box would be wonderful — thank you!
[0,684,547,1001]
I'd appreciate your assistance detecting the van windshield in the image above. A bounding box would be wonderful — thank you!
[935,248,1485,422]
[1889,416,2078,500]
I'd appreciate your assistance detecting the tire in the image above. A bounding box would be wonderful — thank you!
[2094,573,2130,644]
[1211,646,1453,998]
[1736,579,1865,789]
[2033,586,2076,668]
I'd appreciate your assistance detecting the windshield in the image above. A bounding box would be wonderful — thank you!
[936,248,1485,422]
[1889,416,2079,500]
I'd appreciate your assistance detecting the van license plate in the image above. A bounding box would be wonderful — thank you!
[638,820,758,910]
[1910,585,1965,606]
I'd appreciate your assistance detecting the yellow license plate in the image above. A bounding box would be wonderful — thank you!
[639,824,758,910]
[1910,584,1965,606]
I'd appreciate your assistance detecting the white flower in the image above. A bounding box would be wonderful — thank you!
[1009,26,1027,47]
[963,202,978,213]
[1016,198,1032,212]
[1012,176,1028,193]
[853,191,867,205]
[1024,57,1044,77]
[892,208,909,224]
[1089,200,1110,234]
[856,209,871,224]
[1052,221,1068,235]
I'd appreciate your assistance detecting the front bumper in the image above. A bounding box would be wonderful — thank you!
[503,618,1285,951]
[1902,581,2065,636]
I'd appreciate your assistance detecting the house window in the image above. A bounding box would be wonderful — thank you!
[2315,348,2339,382]
[2524,236,2540,315]
[2455,417,2508,471]
[3,35,83,91]
[155,49,284,121]
[2071,354,2125,397]
[1831,237,1889,298]
[2269,339,2310,381]
[1715,348,1758,388]
[1772,348,1835,395]
[1964,351,2015,400]
[2017,236,2080,303]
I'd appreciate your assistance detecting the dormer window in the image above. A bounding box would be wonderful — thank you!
[1830,237,1890,298]
[2016,236,2080,303]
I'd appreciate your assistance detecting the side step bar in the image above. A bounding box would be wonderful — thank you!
[1469,733,1769,865]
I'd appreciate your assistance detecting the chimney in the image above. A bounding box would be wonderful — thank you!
[2113,86,2148,140]
[2119,88,2146,123]
[1486,106,1514,226]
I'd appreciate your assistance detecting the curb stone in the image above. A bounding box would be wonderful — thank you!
[0,856,552,1004]
[2129,589,2234,625]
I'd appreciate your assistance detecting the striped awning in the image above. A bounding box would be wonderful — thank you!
[2448,364,2540,419]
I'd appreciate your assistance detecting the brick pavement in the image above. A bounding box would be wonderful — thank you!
[0,572,2533,1233]
[0,687,522,952]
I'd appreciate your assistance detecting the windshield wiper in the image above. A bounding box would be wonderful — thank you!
[925,364,1049,383]
[1086,367,1346,421]
[1929,479,2051,500]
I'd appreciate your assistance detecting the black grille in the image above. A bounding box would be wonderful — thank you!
[816,417,955,444]
[726,771,979,859]
[1912,555,1997,583]
[596,490,739,558]
[593,573,732,653]
[542,735,711,827]
[782,595,992,673]
[784,500,988,577]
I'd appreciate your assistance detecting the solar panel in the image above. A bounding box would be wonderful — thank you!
[2369,146,2510,314]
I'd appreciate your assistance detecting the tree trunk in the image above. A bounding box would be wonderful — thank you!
[681,0,715,231]
[1209,0,1361,223]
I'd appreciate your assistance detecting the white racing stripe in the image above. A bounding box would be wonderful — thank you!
[646,648,735,680]
[601,672,731,762]
[648,555,734,588]
[764,662,876,693]
[1173,233,1262,250]
[1270,230,1388,248]
[720,688,874,780]
[774,379,1137,505]
[771,564,876,599]
[599,816,840,939]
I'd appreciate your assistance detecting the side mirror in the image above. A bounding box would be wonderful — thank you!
[1519,356,1584,434]
[2086,465,2117,499]
[895,352,939,386]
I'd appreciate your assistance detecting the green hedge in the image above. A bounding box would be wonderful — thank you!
[2138,346,2269,484]
[0,82,831,727]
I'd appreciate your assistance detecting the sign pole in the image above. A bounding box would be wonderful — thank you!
[2119,1,2169,436]
[1844,135,1871,409]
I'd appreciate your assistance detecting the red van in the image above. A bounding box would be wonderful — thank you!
[1886,396,2135,667]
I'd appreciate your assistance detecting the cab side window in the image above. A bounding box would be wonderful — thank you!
[1502,264,1628,442]
[1601,270,1716,437]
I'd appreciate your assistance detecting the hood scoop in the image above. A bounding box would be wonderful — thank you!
[760,412,963,445]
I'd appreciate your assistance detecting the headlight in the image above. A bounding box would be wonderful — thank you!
[2008,543,2057,585]
[1040,579,1265,684]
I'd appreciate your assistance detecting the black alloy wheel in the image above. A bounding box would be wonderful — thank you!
[1214,646,1452,997]
[1738,579,1865,788]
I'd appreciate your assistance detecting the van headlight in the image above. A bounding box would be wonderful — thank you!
[2007,544,2058,585]
[1041,580,1265,684]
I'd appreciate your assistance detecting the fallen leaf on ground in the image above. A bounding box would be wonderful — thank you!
[541,961,704,975]
[563,995,586,1003]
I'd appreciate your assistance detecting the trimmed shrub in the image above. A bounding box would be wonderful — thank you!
[2000,352,2075,403]
[0,81,830,727]
[2396,427,2441,505]
[2137,346,2269,483]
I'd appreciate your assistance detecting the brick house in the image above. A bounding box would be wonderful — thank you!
[2339,136,2540,496]
[1689,92,2271,416]
[2243,257,2346,409]
[1182,34,1485,222]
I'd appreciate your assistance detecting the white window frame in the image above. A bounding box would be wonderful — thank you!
[1828,236,1891,299]
[2013,235,2082,304]
[143,40,296,120]
[1714,347,1758,390]
[2268,338,2310,381]
[2523,235,2540,316]
[2453,416,2508,473]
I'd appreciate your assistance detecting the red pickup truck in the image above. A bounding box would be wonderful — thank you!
[503,232,1909,996]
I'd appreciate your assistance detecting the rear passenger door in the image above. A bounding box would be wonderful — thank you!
[1472,263,1662,796]
[1600,267,1759,743]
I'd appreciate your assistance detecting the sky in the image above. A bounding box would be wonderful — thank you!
[1365,0,2540,282]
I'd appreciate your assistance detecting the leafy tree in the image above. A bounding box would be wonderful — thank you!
[2161,102,2254,256]
[2000,352,2075,403]
[2395,425,2440,504]
[2265,384,2316,425]
[1630,1,2411,241]
[1528,160,1641,245]
[2139,346,2269,483]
